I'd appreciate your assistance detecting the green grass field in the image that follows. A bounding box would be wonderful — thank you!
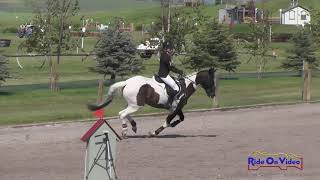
[0,76,319,125]
[0,0,160,32]
[0,0,320,125]
[1,35,317,125]
[2,47,290,86]
[0,0,159,12]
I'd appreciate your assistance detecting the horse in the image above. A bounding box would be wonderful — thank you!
[87,68,215,137]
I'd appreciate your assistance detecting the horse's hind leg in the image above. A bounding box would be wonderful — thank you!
[119,105,140,137]
[126,115,137,133]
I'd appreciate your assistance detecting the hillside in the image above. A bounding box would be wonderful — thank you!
[1,0,320,34]
[0,0,159,12]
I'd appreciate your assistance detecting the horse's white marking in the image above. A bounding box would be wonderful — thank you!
[163,121,169,128]
[119,106,140,120]
[185,73,197,89]
[122,76,169,106]
[121,74,198,107]
[121,119,127,126]
[108,81,127,97]
[119,106,140,137]
[105,73,200,136]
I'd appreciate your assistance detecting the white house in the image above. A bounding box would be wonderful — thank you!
[280,5,311,26]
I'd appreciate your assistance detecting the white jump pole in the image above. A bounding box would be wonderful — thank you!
[81,27,86,49]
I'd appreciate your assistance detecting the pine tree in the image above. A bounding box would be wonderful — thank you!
[92,28,143,82]
[310,9,320,46]
[185,20,239,71]
[0,55,10,87]
[282,28,319,71]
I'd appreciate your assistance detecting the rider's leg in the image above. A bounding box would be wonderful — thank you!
[160,75,185,106]
[160,75,179,92]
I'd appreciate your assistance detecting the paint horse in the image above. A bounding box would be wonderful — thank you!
[87,68,215,137]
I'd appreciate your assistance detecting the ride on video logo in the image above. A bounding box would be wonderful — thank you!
[248,151,303,170]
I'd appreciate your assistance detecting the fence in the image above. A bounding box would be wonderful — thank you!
[219,70,319,79]
[0,55,319,124]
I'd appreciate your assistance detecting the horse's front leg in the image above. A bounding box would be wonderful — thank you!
[150,110,177,136]
[170,109,184,127]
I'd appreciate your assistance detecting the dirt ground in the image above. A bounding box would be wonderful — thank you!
[0,103,320,180]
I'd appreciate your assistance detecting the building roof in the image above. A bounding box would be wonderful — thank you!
[81,118,122,142]
[282,5,310,14]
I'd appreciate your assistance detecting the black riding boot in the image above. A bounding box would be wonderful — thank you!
[171,89,185,108]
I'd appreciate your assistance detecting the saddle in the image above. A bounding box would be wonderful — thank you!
[154,74,186,105]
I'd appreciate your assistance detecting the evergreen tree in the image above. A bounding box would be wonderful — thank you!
[282,28,319,71]
[92,28,143,82]
[185,20,239,71]
[310,9,320,46]
[0,55,10,87]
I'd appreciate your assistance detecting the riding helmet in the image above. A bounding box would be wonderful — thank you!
[162,41,174,50]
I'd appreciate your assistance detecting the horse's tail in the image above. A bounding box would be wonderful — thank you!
[87,81,127,111]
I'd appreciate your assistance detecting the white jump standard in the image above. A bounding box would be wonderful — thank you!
[81,119,122,180]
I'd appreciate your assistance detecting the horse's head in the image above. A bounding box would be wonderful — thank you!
[195,68,216,98]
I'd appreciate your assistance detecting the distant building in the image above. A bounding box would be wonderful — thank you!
[219,4,258,25]
[184,0,202,7]
[280,5,311,26]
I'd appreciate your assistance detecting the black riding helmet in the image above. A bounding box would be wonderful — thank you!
[162,41,174,51]
[162,41,175,57]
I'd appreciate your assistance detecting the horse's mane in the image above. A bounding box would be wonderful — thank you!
[186,72,197,78]
[186,69,209,78]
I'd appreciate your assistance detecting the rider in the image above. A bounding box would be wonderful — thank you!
[158,41,185,105]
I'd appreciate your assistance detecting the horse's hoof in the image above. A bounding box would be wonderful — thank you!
[148,131,156,137]
[132,127,137,133]
[121,132,128,139]
[121,128,128,138]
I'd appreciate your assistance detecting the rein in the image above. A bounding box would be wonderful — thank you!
[183,74,196,85]
[173,73,196,85]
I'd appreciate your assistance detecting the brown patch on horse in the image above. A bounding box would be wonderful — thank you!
[185,83,196,99]
[137,84,160,107]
